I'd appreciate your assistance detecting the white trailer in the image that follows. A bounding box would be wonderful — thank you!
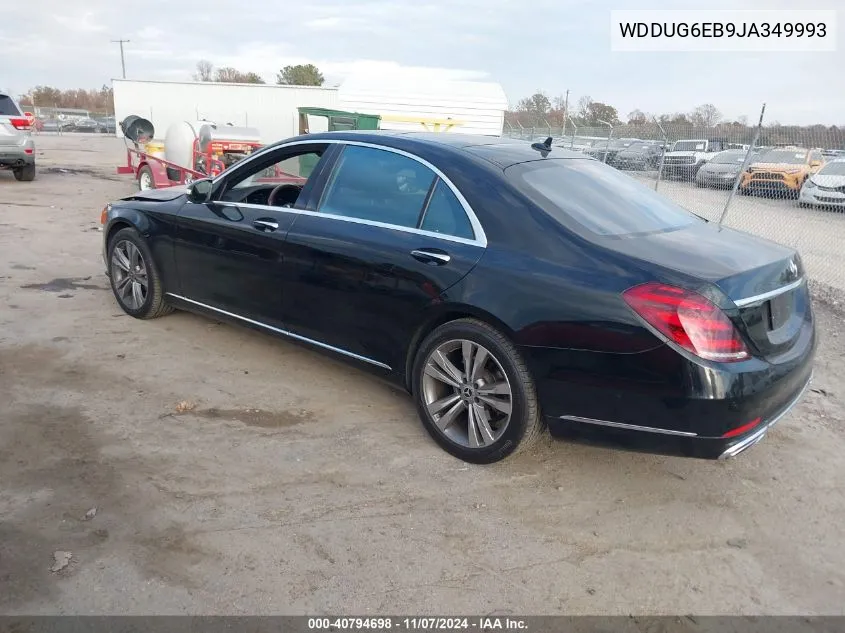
[112,75,508,143]
[112,79,339,144]
[338,73,507,136]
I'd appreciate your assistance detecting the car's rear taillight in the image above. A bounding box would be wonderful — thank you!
[9,117,31,130]
[623,282,749,362]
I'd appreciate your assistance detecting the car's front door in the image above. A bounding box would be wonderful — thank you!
[282,142,486,373]
[173,142,331,327]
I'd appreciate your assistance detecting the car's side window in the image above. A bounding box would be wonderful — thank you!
[420,179,475,240]
[218,147,326,205]
[319,145,436,228]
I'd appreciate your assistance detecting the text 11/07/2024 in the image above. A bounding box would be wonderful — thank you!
[308,617,528,631]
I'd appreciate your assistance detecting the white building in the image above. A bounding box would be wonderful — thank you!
[112,75,507,143]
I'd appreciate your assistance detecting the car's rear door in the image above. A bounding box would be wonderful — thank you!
[281,142,486,373]
[172,142,332,327]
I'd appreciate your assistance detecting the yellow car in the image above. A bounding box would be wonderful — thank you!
[739,147,825,197]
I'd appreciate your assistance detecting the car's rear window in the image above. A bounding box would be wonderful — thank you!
[0,95,22,116]
[507,158,700,237]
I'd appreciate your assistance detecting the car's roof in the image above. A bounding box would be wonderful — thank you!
[291,130,588,168]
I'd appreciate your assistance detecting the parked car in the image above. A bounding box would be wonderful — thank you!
[739,147,826,198]
[798,159,845,210]
[0,89,36,181]
[583,138,641,164]
[95,116,117,134]
[694,149,757,188]
[73,118,99,132]
[613,142,664,170]
[662,138,727,180]
[101,132,816,464]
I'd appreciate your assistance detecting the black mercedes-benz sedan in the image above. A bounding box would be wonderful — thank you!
[101,131,815,464]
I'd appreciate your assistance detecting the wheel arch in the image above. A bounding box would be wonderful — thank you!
[105,209,152,247]
[403,303,517,391]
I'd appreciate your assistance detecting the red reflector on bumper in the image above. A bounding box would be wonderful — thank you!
[723,417,762,438]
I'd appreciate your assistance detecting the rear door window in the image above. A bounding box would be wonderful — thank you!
[507,158,700,237]
[420,179,474,239]
[0,95,22,116]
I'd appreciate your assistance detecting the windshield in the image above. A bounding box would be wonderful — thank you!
[672,140,707,152]
[508,158,700,237]
[820,161,845,176]
[711,150,748,164]
[758,149,808,165]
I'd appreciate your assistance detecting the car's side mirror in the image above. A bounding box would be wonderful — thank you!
[187,178,213,202]
[810,160,821,168]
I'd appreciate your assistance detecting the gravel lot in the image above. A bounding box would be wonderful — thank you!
[1,135,844,615]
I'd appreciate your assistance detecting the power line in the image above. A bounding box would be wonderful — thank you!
[111,39,130,79]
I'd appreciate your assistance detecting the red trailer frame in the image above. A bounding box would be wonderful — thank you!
[117,146,308,190]
[116,132,270,190]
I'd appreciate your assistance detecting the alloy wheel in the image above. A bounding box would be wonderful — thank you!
[421,339,513,449]
[139,170,153,190]
[111,240,149,310]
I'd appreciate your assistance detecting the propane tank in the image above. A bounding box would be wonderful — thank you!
[163,120,209,171]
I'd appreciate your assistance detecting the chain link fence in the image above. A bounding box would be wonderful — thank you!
[504,109,845,295]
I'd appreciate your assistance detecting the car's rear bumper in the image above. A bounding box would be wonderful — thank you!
[0,139,35,168]
[523,318,816,459]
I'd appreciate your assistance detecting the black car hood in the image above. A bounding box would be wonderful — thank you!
[120,186,187,202]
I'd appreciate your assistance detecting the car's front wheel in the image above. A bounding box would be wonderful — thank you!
[107,227,173,319]
[412,319,544,464]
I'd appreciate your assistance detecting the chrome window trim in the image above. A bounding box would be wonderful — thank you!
[558,415,698,437]
[215,200,485,248]
[208,138,488,247]
[733,277,805,308]
[165,293,392,371]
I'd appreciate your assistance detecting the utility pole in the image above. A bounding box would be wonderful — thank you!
[111,39,130,79]
[561,89,570,136]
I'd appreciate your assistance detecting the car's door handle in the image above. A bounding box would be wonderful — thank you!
[253,219,279,232]
[411,249,451,265]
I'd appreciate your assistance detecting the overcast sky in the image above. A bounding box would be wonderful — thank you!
[2,0,842,125]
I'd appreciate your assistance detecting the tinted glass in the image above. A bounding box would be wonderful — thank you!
[420,179,474,239]
[672,140,707,152]
[820,161,845,175]
[759,149,808,165]
[712,150,747,164]
[508,159,700,237]
[0,95,21,116]
[320,145,435,228]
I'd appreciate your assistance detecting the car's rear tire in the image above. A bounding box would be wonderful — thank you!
[107,227,173,319]
[13,164,35,181]
[411,318,544,464]
[137,165,155,190]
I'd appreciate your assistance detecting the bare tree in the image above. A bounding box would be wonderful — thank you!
[194,60,214,82]
[689,103,722,128]
[576,95,593,120]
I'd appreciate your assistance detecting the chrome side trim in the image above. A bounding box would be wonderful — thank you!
[165,293,392,371]
[209,138,488,247]
[558,415,698,437]
[215,201,485,248]
[733,277,805,308]
[718,371,813,459]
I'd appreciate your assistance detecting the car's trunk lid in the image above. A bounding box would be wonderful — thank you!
[609,222,807,361]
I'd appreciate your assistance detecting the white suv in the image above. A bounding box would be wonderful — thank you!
[662,138,726,181]
[0,90,36,181]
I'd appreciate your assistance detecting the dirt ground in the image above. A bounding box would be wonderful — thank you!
[1,135,844,615]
